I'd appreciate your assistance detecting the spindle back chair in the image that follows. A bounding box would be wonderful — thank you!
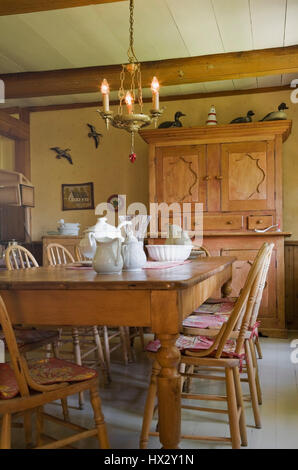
[5,245,39,270]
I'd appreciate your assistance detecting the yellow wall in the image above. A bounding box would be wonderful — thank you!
[0,135,15,171]
[30,89,298,240]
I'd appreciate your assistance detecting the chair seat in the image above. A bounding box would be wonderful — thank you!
[0,328,59,351]
[0,358,98,400]
[193,300,235,315]
[146,334,244,358]
[182,313,228,329]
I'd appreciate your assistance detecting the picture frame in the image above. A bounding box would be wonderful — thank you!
[62,182,94,211]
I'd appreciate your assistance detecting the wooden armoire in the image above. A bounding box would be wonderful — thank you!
[140,120,292,337]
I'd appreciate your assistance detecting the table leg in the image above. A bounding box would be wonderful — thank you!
[221,278,232,298]
[156,333,181,449]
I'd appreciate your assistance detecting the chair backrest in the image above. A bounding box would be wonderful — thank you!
[215,243,271,358]
[75,245,89,262]
[249,243,274,329]
[5,245,39,270]
[195,242,268,359]
[46,243,75,266]
[0,295,30,397]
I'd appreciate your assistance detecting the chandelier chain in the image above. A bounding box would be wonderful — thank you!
[127,0,138,64]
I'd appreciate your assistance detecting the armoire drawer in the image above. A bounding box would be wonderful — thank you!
[247,215,273,230]
[204,215,243,231]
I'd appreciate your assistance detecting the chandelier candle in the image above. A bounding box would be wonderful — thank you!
[151,77,160,111]
[101,79,110,113]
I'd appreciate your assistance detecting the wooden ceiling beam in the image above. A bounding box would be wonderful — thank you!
[1,45,298,100]
[0,83,290,114]
[0,110,29,140]
[0,0,127,16]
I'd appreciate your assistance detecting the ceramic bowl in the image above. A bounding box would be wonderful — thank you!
[146,244,192,262]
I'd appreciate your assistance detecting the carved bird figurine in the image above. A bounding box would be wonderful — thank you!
[230,110,255,124]
[87,123,102,148]
[260,103,289,121]
[158,111,186,128]
[50,147,73,165]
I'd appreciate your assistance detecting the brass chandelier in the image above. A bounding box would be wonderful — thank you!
[97,0,163,163]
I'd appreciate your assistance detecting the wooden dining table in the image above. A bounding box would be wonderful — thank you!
[0,256,235,449]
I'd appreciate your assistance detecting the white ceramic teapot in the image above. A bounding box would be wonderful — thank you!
[121,223,147,272]
[92,236,123,274]
[79,217,127,259]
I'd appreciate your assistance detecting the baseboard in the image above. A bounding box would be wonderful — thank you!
[259,328,288,339]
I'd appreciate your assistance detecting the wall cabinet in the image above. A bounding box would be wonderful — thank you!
[140,121,292,337]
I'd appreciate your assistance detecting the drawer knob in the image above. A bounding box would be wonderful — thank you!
[215,175,223,180]
[227,220,233,225]
[256,220,264,224]
[204,175,210,181]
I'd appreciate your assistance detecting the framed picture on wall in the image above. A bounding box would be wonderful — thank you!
[62,182,94,211]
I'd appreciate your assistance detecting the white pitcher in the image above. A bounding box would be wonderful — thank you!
[79,217,127,259]
[122,234,147,272]
[92,236,123,274]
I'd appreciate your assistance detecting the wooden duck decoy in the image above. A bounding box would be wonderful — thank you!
[260,103,289,121]
[158,111,186,128]
[230,110,255,124]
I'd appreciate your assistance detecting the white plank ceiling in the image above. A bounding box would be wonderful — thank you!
[0,0,297,108]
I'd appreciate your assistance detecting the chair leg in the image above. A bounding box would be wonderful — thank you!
[36,406,44,446]
[255,335,263,359]
[92,326,109,384]
[245,341,261,428]
[72,328,84,410]
[102,326,112,382]
[0,413,11,449]
[249,338,262,405]
[140,361,161,449]
[52,342,59,358]
[119,326,129,365]
[138,327,145,351]
[233,367,248,447]
[89,384,110,449]
[24,411,33,448]
[61,398,70,421]
[225,367,241,449]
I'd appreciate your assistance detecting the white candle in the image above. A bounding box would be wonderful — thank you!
[151,76,160,111]
[125,91,134,114]
[101,79,110,112]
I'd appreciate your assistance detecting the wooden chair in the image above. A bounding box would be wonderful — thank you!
[74,244,136,375]
[4,245,59,357]
[46,243,109,402]
[0,295,109,450]
[140,244,270,449]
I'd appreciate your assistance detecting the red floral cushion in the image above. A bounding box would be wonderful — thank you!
[0,328,59,350]
[146,334,244,357]
[194,301,235,315]
[183,314,228,329]
[0,358,98,400]
[205,297,237,305]
[0,363,19,400]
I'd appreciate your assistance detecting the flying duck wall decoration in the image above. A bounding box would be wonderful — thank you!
[260,103,289,121]
[158,111,186,128]
[87,123,102,148]
[50,147,73,165]
[230,110,255,124]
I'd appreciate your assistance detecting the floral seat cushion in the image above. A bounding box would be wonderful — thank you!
[0,328,59,350]
[146,334,244,358]
[0,358,98,400]
[182,314,228,329]
[194,301,235,315]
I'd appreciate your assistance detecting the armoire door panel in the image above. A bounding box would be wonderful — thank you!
[221,141,275,211]
[156,146,207,209]
[221,248,276,319]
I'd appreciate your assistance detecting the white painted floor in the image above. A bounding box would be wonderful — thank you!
[11,335,298,449]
